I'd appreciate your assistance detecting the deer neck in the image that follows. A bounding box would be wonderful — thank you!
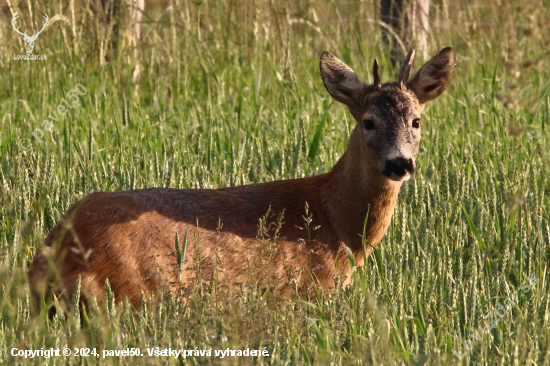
[322,128,402,263]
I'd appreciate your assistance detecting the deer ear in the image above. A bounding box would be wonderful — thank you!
[407,47,455,104]
[320,52,365,107]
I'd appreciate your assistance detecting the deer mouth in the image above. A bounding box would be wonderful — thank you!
[384,171,412,182]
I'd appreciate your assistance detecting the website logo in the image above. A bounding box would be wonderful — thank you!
[12,11,48,60]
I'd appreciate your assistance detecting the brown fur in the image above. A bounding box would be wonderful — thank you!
[28,48,455,309]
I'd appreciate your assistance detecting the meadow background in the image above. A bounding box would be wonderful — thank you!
[0,0,549,364]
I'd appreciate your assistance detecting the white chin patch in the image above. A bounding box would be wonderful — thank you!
[388,173,411,182]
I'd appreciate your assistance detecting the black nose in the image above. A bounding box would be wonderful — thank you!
[383,157,415,177]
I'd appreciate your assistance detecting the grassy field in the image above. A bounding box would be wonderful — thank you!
[1,0,549,364]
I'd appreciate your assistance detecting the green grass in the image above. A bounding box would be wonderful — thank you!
[1,0,549,364]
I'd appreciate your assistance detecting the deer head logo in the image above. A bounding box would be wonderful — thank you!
[12,11,49,55]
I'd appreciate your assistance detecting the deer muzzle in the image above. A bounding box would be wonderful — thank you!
[383,157,415,181]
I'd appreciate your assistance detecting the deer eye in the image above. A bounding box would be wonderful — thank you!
[363,119,375,130]
[412,118,420,129]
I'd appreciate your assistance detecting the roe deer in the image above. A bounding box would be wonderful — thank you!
[28,48,455,309]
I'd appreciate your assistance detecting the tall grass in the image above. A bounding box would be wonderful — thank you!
[0,0,549,364]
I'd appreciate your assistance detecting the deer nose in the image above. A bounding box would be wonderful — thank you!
[384,157,415,178]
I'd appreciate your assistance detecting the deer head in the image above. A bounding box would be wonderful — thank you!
[320,48,455,182]
[12,11,49,55]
